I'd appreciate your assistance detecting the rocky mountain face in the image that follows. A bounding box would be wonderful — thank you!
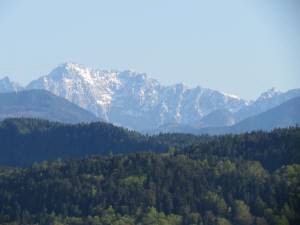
[26,63,248,130]
[199,109,236,127]
[0,77,23,93]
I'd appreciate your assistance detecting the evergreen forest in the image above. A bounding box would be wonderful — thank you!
[0,118,299,224]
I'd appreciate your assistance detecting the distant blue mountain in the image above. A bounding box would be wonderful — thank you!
[0,89,99,124]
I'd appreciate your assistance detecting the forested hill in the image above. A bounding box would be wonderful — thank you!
[0,118,208,166]
[0,118,299,167]
[0,126,299,225]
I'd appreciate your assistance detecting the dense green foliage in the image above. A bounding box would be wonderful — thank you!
[183,127,300,171]
[0,118,209,166]
[0,127,299,225]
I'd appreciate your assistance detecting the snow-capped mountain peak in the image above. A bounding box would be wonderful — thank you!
[52,63,97,84]
[0,76,23,93]
[257,87,282,101]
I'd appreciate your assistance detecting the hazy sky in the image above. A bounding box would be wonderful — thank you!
[0,0,299,99]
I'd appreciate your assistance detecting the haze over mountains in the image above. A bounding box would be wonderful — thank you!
[0,63,299,133]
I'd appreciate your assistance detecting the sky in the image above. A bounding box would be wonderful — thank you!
[0,0,299,100]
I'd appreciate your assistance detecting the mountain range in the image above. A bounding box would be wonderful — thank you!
[158,96,300,134]
[26,63,249,131]
[0,63,299,132]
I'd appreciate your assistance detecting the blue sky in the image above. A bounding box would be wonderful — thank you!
[0,0,299,99]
